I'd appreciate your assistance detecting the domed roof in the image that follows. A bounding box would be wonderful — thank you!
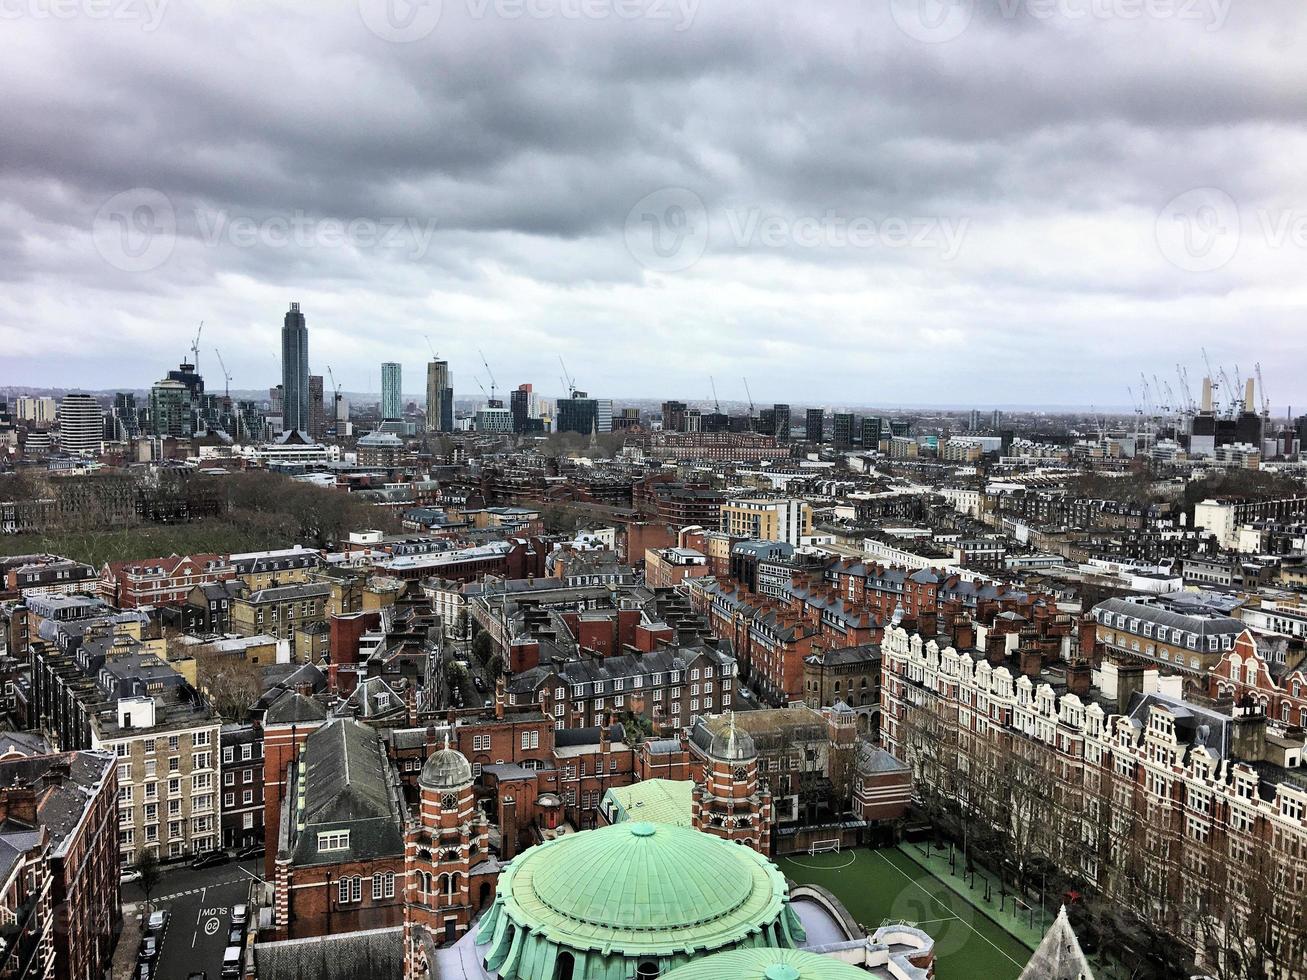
[709,717,756,761]
[419,745,472,790]
[662,948,872,980]
[476,822,805,979]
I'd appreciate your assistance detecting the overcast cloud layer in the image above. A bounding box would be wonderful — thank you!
[2,0,1306,408]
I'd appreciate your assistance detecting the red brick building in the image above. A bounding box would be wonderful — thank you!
[0,749,121,980]
[98,553,234,608]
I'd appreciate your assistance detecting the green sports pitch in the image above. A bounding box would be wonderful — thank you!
[777,847,1034,980]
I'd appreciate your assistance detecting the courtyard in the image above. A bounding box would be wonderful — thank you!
[777,846,1035,980]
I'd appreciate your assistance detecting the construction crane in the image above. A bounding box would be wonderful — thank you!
[1255,362,1271,418]
[709,376,722,414]
[478,349,498,404]
[742,377,755,416]
[190,321,204,369]
[213,348,232,399]
[558,356,576,398]
[425,334,437,358]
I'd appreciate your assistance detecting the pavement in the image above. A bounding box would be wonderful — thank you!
[121,856,264,980]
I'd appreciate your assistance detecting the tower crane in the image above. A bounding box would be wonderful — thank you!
[190,321,204,369]
[214,348,232,399]
[478,349,498,404]
[709,376,722,414]
[558,356,576,398]
[742,377,755,416]
[425,335,437,358]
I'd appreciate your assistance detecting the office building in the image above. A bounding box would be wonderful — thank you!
[281,301,309,433]
[860,415,882,449]
[804,408,823,443]
[57,394,103,456]
[832,412,855,450]
[510,384,535,434]
[557,391,599,435]
[16,396,57,425]
[308,374,325,439]
[381,361,403,420]
[772,404,791,441]
[425,359,453,432]
[662,400,688,432]
[596,398,613,434]
[720,498,813,546]
[149,376,193,438]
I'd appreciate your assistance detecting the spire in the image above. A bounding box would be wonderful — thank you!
[1019,906,1095,980]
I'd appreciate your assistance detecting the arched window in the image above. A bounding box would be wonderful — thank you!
[1284,703,1292,722]
[553,951,575,980]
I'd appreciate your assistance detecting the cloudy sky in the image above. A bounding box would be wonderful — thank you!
[3,0,1306,409]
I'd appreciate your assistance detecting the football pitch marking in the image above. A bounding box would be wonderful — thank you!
[782,852,856,871]
[871,851,1027,971]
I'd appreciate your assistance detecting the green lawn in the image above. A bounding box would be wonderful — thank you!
[777,846,1035,980]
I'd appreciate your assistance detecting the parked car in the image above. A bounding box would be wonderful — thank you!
[120,869,141,886]
[227,926,243,946]
[235,843,263,860]
[221,945,243,979]
[137,963,153,980]
[146,909,168,934]
[186,974,207,980]
[191,849,229,869]
[138,935,158,963]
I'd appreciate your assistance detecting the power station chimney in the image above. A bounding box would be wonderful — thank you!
[1201,376,1213,413]
[1244,377,1255,415]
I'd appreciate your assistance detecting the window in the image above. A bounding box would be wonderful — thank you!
[222,746,234,764]
[338,876,362,903]
[317,830,350,852]
[243,790,254,805]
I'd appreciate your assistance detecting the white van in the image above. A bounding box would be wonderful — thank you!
[221,945,243,979]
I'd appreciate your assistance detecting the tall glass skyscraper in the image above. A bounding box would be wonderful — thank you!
[425,359,453,432]
[381,362,403,420]
[281,302,309,433]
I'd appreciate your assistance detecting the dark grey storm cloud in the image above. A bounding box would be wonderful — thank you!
[2,0,1306,407]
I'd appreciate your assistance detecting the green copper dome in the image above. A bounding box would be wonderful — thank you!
[662,948,873,980]
[476,822,806,980]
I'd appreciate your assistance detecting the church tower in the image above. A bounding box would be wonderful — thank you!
[403,739,490,977]
[692,715,773,854]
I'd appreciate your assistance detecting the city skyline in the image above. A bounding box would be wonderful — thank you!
[4,3,1307,403]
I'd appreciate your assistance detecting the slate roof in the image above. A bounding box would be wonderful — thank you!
[254,926,403,980]
[289,720,405,866]
[264,690,329,726]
